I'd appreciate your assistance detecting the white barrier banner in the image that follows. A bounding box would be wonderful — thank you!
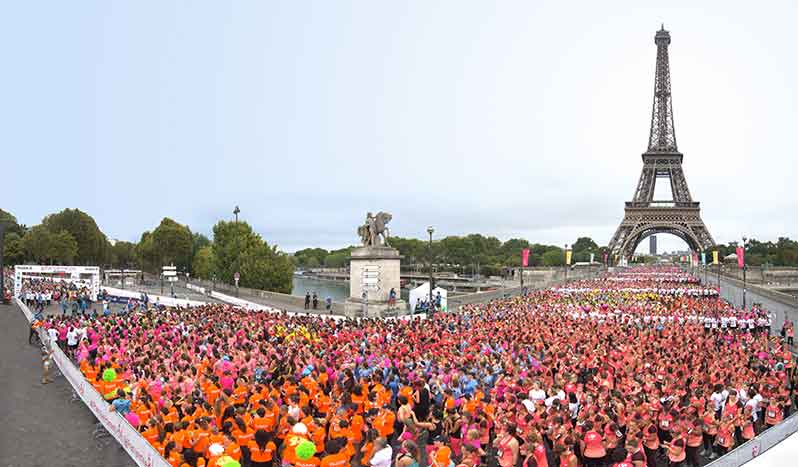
[209,290,277,311]
[16,298,170,467]
[103,286,206,308]
[186,283,206,294]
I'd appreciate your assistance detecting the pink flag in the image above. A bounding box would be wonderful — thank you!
[736,246,745,269]
[521,249,530,267]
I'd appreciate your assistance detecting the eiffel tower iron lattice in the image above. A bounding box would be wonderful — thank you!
[607,26,715,263]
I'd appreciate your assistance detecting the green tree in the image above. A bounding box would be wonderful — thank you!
[150,218,194,271]
[324,251,349,268]
[4,232,26,265]
[211,220,294,293]
[22,225,76,264]
[542,248,565,266]
[110,241,137,268]
[22,225,56,263]
[135,231,158,272]
[41,208,108,264]
[294,248,329,268]
[0,208,25,236]
[499,238,531,267]
[51,230,79,264]
[191,245,215,280]
[571,237,599,262]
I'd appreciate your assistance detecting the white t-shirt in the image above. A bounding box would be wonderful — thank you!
[370,446,393,467]
[67,330,78,346]
[529,388,546,402]
[47,328,59,343]
[711,391,726,411]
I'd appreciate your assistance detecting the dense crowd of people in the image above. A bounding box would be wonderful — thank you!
[18,277,96,315]
[30,267,798,467]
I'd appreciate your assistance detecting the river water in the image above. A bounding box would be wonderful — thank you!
[292,275,410,302]
[292,276,349,301]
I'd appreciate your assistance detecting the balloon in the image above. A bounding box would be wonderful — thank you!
[216,456,240,467]
[292,422,308,435]
[102,368,117,382]
[209,443,225,456]
[295,439,316,460]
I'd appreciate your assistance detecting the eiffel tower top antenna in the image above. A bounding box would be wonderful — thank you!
[648,24,677,153]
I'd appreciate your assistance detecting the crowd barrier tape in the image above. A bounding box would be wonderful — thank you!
[16,297,170,467]
[103,286,206,308]
[707,411,798,467]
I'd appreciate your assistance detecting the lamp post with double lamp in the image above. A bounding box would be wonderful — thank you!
[742,236,750,310]
[427,226,434,314]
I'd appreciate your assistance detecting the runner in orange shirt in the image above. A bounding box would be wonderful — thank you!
[249,429,277,467]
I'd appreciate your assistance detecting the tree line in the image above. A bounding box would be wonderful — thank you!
[295,235,607,277]
[0,208,294,294]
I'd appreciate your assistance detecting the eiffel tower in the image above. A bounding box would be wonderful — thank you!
[608,26,715,262]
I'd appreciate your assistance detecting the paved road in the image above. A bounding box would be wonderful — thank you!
[0,302,135,467]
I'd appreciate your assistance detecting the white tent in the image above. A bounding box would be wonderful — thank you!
[408,282,448,312]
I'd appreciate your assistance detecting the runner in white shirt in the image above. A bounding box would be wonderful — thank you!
[47,327,59,345]
[66,327,79,355]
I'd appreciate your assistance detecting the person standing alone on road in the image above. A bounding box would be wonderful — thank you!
[41,343,53,385]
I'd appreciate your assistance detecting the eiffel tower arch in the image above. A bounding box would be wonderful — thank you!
[608,26,715,262]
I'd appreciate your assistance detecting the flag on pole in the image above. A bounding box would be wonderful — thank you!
[603,252,609,264]
[590,253,595,263]
[701,252,706,265]
[565,249,572,265]
[736,247,745,269]
[712,251,719,265]
[521,249,529,267]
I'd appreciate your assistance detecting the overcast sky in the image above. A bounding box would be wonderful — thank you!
[3,1,796,254]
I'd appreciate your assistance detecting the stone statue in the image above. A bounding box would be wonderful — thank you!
[357,211,392,247]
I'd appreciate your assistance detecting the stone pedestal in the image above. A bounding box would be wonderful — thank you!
[345,246,405,317]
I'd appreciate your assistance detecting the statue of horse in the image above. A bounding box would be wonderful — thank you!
[357,211,393,247]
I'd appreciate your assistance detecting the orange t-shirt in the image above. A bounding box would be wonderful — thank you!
[296,457,321,467]
[283,435,307,464]
[225,442,242,461]
[253,416,273,432]
[321,452,350,467]
[249,440,277,462]
[349,415,365,443]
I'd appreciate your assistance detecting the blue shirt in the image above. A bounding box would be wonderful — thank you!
[112,398,131,415]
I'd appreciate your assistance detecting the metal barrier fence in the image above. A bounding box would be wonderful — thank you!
[706,412,798,466]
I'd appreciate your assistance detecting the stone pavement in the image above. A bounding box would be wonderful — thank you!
[0,302,135,467]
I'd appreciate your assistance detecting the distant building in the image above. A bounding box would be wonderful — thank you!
[649,236,657,255]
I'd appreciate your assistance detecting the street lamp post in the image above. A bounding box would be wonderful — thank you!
[427,226,434,313]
